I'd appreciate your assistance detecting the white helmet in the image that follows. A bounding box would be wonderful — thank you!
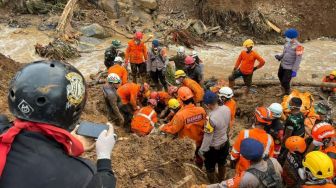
[107,73,121,84]
[177,46,185,54]
[268,103,283,118]
[218,87,233,99]
[192,50,198,57]
[114,56,123,63]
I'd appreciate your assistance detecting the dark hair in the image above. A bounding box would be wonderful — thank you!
[183,98,194,105]
[290,97,302,107]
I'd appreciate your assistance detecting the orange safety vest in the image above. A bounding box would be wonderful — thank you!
[131,106,157,136]
[231,128,274,174]
[321,144,336,176]
[108,64,128,85]
[160,104,206,146]
[157,92,171,105]
[182,78,204,103]
[125,40,148,64]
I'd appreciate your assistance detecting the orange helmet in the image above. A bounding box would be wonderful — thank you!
[255,107,273,125]
[312,122,336,142]
[285,136,307,153]
[150,91,158,99]
[177,86,194,101]
[168,86,178,95]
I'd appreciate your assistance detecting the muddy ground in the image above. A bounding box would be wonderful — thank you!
[2,53,333,187]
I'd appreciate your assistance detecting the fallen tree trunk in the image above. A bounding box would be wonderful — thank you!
[236,80,336,88]
[56,0,78,35]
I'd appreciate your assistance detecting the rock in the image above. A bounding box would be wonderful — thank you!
[99,0,118,18]
[79,36,103,50]
[216,31,223,37]
[80,23,110,39]
[311,74,318,79]
[38,16,59,31]
[138,0,157,10]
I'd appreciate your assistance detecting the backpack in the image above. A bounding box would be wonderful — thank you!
[246,159,283,188]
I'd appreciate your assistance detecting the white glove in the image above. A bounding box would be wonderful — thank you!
[96,123,116,160]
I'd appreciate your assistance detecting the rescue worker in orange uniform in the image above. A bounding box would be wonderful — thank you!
[149,91,171,113]
[299,151,335,188]
[125,31,148,83]
[108,56,128,85]
[229,39,266,95]
[175,70,204,103]
[131,99,158,136]
[230,106,275,174]
[309,122,336,176]
[218,87,237,130]
[160,86,206,168]
[282,136,307,187]
[193,139,283,188]
[321,70,336,95]
[117,82,150,131]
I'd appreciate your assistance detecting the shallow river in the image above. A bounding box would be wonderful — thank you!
[0,25,335,83]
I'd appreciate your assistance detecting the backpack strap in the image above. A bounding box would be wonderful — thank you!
[246,159,281,188]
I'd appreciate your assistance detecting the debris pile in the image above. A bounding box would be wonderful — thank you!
[35,38,80,60]
[83,135,208,188]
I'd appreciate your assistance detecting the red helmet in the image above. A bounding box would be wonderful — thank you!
[185,56,195,65]
[150,91,158,100]
[168,86,178,95]
[255,107,273,125]
[135,31,143,40]
[312,122,336,142]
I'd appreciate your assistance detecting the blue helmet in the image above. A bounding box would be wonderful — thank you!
[203,90,218,105]
[240,138,264,160]
[152,39,159,47]
[285,28,298,39]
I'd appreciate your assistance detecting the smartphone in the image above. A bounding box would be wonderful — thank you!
[76,121,109,138]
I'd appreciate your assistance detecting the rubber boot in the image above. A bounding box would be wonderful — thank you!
[217,165,226,182]
[207,172,216,184]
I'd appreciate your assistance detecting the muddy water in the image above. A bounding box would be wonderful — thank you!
[0,25,335,83]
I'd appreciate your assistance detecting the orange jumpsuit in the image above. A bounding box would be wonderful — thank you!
[230,128,274,174]
[160,104,206,146]
[182,78,204,103]
[301,184,336,188]
[131,106,157,136]
[224,99,237,128]
[117,82,140,110]
[125,40,148,64]
[108,64,128,85]
[234,50,265,75]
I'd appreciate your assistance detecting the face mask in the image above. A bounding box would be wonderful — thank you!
[285,37,291,42]
[175,79,181,84]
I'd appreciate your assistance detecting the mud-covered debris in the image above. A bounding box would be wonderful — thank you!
[35,38,80,60]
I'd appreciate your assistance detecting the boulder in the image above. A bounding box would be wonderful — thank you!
[138,0,157,10]
[80,23,110,39]
[79,36,103,50]
[98,0,118,18]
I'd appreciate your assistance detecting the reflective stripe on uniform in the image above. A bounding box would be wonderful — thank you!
[263,134,272,156]
[136,109,155,127]
[244,130,249,138]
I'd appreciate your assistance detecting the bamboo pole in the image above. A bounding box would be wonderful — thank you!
[56,0,78,34]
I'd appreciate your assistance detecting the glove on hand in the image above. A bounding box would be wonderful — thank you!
[96,123,116,160]
[291,71,297,78]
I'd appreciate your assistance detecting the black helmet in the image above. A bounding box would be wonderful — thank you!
[8,60,87,130]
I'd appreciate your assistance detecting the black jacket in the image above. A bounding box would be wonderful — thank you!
[0,122,116,188]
